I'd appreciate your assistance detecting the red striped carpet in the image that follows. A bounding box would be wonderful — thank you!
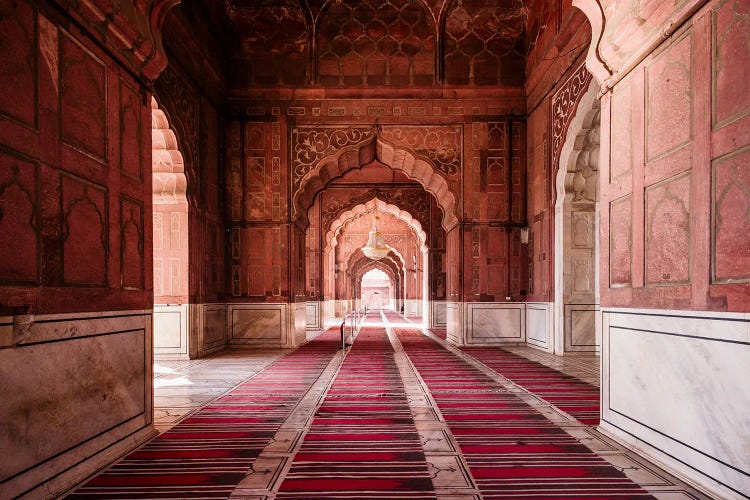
[277,313,435,499]
[429,328,447,340]
[389,318,653,499]
[67,328,341,499]
[461,347,600,425]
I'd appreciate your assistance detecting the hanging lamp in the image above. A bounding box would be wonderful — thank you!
[361,210,389,261]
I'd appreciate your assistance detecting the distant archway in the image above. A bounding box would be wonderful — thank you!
[554,80,601,354]
[151,97,190,358]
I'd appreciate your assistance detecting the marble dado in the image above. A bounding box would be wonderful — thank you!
[154,304,228,360]
[228,303,306,349]
[305,301,322,330]
[446,302,555,349]
[430,300,447,329]
[600,307,750,499]
[564,304,600,353]
[0,310,156,499]
[527,302,553,352]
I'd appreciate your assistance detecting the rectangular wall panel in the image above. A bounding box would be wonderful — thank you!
[601,308,750,497]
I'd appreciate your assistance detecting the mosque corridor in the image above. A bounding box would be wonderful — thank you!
[68,312,707,499]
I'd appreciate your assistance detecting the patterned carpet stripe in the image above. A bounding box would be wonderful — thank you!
[277,314,436,499]
[386,314,653,500]
[461,346,600,425]
[67,329,342,499]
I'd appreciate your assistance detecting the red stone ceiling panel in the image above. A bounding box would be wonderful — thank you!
[443,0,525,86]
[317,0,436,86]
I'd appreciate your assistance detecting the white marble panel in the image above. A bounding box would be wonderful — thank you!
[602,308,750,498]
[0,310,154,498]
[154,304,186,356]
[290,302,306,347]
[466,302,525,345]
[446,301,463,345]
[565,303,599,352]
[526,302,551,351]
[203,305,226,348]
[229,305,285,347]
[431,301,447,328]
[306,301,321,330]
[404,299,422,317]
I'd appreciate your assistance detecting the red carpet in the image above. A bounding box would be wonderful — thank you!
[429,328,447,340]
[67,328,341,499]
[387,314,653,499]
[277,313,435,499]
[461,347,600,425]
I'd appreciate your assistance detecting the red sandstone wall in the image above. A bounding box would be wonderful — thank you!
[0,1,152,315]
[598,0,750,312]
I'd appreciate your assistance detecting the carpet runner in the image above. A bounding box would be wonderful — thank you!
[388,317,653,499]
[461,346,600,425]
[276,313,435,499]
[67,328,342,499]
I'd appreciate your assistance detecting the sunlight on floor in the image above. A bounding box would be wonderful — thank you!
[154,376,194,388]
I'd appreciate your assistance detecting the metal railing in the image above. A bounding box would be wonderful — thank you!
[339,307,365,350]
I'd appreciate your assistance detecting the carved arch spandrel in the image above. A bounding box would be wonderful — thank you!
[294,135,458,231]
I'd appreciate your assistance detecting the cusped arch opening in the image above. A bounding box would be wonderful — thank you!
[325,197,428,255]
[296,136,458,232]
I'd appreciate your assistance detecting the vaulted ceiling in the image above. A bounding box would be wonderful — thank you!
[201,0,529,89]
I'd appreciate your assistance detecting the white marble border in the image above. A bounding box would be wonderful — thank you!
[0,309,156,499]
[601,307,750,499]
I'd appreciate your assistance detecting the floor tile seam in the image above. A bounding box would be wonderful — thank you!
[226,343,351,498]
[271,329,438,496]
[419,330,590,426]
[383,312,483,497]
[496,347,601,384]
[415,329,706,499]
[396,336,624,472]
[74,336,342,493]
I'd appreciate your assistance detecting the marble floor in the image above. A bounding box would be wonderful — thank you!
[154,349,288,433]
[504,345,600,386]
[147,329,712,500]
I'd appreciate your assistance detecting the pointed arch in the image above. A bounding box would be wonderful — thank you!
[151,97,190,307]
[325,198,428,255]
[295,136,458,231]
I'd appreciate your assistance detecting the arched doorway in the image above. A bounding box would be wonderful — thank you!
[151,97,191,358]
[329,208,427,321]
[360,268,394,310]
[554,80,601,354]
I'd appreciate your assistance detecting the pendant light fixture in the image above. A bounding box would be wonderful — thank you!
[361,209,389,261]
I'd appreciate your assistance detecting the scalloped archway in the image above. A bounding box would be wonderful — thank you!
[295,136,459,231]
[325,198,428,255]
[553,80,601,355]
[151,97,189,304]
[151,96,191,358]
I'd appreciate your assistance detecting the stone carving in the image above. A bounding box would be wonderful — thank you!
[155,65,200,204]
[380,125,462,177]
[444,0,525,86]
[317,0,435,87]
[572,212,593,248]
[566,108,600,204]
[552,63,593,173]
[321,188,430,231]
[226,0,308,86]
[291,127,375,185]
[573,258,592,293]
